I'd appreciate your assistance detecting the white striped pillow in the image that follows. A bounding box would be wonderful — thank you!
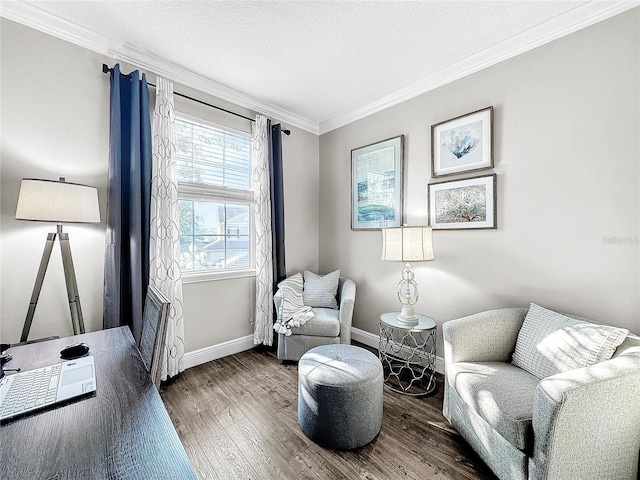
[303,270,340,309]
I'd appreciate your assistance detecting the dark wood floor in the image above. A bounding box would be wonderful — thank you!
[160,346,497,480]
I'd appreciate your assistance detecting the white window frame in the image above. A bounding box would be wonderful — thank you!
[176,112,256,283]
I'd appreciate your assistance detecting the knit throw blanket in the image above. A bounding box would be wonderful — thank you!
[274,306,314,336]
[273,273,316,336]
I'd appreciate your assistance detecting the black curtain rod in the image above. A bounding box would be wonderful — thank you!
[102,63,254,123]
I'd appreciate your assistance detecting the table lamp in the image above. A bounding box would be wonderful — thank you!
[15,177,100,341]
[381,226,434,326]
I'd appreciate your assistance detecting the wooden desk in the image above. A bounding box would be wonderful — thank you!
[1,327,197,479]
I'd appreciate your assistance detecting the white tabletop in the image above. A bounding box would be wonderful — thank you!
[379,312,436,331]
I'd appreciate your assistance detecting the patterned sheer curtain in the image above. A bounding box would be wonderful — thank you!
[252,115,273,346]
[149,77,185,379]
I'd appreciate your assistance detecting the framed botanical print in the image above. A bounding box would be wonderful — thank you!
[351,136,404,230]
[431,106,493,178]
[428,174,497,230]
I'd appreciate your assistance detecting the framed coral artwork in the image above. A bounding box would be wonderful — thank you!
[431,106,493,178]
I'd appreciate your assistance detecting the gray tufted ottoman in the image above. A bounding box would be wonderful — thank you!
[298,344,383,450]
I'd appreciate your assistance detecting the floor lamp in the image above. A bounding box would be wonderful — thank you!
[15,178,100,342]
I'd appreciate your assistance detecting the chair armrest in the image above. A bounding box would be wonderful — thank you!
[273,288,284,320]
[338,279,356,344]
[531,348,640,480]
[442,308,527,365]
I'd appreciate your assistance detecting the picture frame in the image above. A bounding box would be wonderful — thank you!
[431,106,493,178]
[351,135,404,230]
[428,174,497,230]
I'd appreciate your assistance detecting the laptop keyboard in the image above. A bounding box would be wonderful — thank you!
[1,363,61,420]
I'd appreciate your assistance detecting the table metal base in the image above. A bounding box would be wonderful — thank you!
[379,314,437,397]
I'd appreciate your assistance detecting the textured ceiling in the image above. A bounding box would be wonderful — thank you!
[2,1,635,133]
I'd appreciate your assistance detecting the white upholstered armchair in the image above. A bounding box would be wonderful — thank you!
[443,306,640,480]
[274,275,356,361]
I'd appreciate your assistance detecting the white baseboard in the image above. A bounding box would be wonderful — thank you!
[352,327,445,375]
[183,334,255,369]
[183,329,446,375]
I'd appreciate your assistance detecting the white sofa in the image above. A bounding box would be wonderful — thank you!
[443,306,640,480]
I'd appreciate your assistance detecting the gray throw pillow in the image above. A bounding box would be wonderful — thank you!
[303,270,340,309]
[512,303,628,379]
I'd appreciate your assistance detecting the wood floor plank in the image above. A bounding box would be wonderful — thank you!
[225,415,306,479]
[179,431,223,480]
[161,345,497,480]
[288,448,330,480]
[189,409,261,480]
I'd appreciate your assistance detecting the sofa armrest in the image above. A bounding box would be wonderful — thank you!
[442,308,527,365]
[531,348,640,480]
[338,278,356,345]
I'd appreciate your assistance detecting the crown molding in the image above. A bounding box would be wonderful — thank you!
[0,1,320,135]
[319,1,639,134]
[112,43,319,134]
[3,1,636,137]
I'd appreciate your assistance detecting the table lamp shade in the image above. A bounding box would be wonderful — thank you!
[16,178,100,224]
[381,226,434,262]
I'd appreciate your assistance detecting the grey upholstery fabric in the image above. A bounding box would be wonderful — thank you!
[443,308,640,480]
[298,344,383,450]
[289,308,340,337]
[530,346,640,480]
[443,308,527,365]
[275,277,356,361]
[278,333,341,361]
[447,361,539,450]
[446,384,528,480]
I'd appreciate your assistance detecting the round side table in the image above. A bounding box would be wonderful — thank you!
[378,312,437,397]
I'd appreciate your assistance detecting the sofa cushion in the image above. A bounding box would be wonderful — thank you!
[447,361,539,450]
[289,308,340,337]
[512,303,629,379]
[303,270,340,309]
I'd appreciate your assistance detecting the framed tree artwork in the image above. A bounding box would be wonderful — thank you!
[431,106,493,178]
[428,174,497,230]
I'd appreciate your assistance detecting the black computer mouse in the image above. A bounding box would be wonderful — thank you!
[60,343,90,360]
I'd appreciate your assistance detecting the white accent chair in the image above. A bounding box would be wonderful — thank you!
[274,277,356,361]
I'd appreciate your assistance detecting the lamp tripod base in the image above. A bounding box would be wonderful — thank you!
[20,225,85,342]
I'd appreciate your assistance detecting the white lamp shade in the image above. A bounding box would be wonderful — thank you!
[15,178,100,224]
[381,226,434,262]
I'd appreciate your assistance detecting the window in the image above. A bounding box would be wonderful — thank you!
[176,114,253,279]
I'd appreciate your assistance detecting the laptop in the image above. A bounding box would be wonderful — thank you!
[0,355,96,422]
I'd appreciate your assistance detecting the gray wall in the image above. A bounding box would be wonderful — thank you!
[3,9,638,359]
[0,18,320,351]
[319,9,640,355]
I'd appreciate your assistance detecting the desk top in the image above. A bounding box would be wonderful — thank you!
[1,327,196,480]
